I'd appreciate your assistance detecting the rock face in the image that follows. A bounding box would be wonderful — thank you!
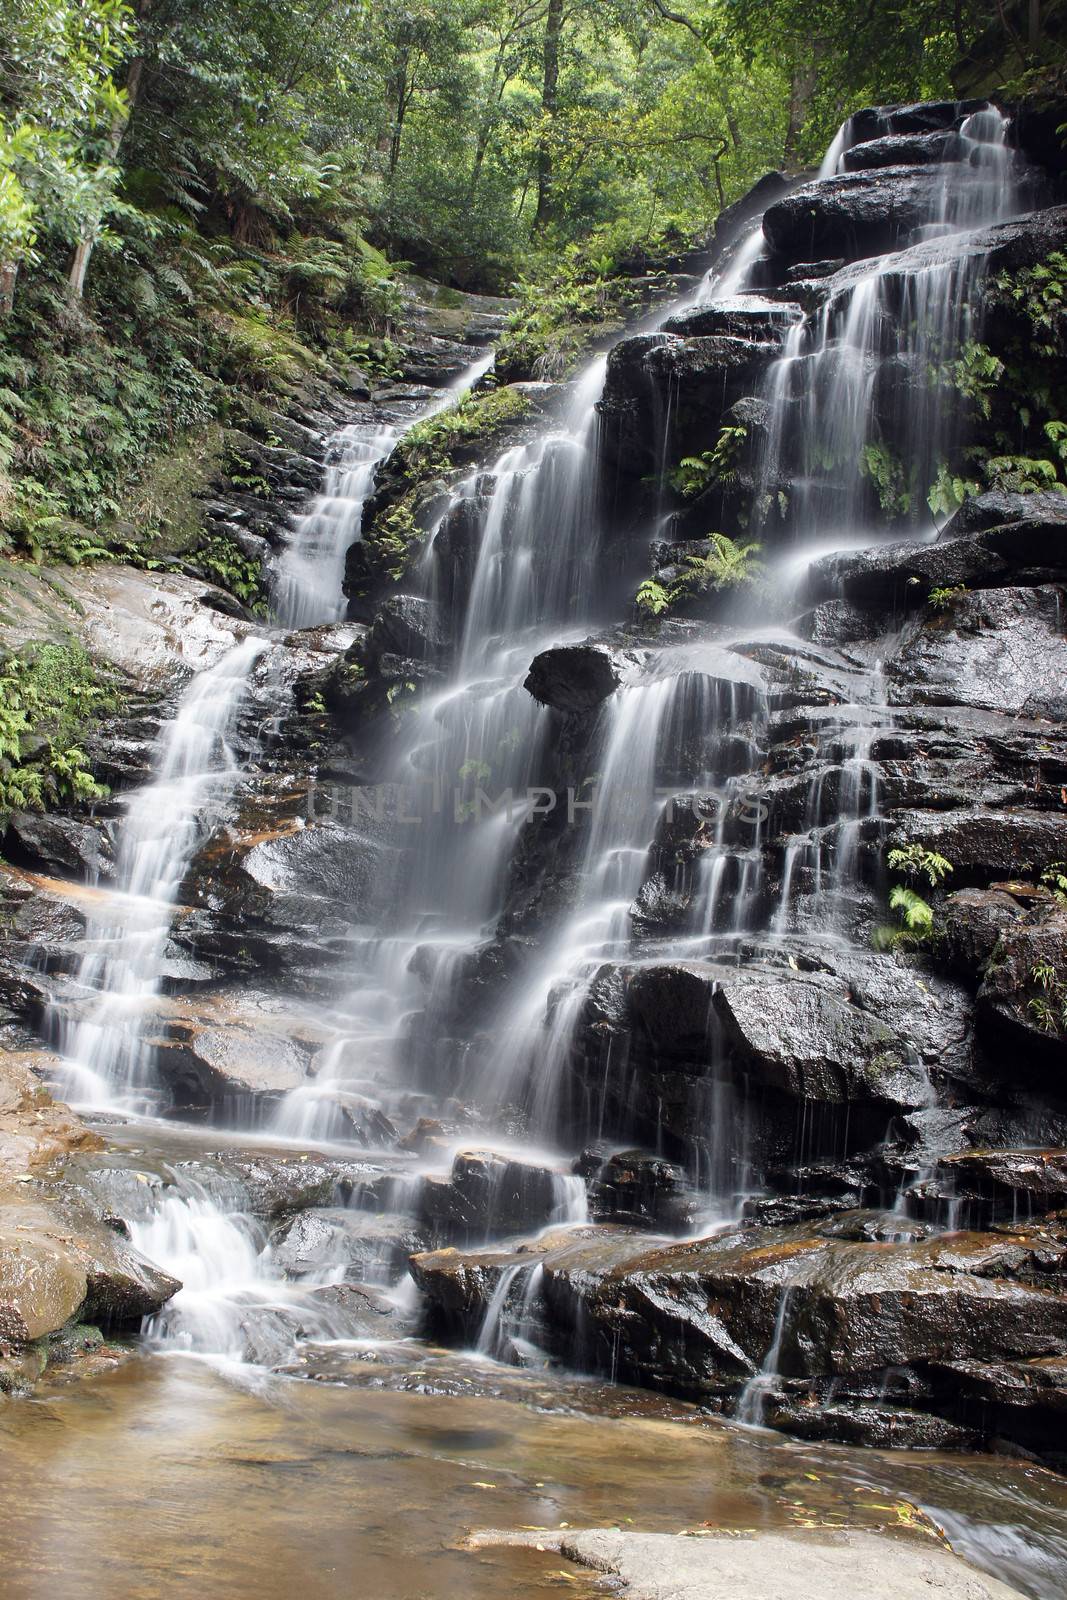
[3,94,1067,1483]
[762,169,944,263]
[414,1212,1067,1463]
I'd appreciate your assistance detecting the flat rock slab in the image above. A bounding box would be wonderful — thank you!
[471,1527,1025,1599]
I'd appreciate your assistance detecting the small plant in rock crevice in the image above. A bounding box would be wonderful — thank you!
[873,845,954,950]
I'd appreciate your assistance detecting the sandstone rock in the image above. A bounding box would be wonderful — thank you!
[269,1207,426,1280]
[485,1526,1028,1600]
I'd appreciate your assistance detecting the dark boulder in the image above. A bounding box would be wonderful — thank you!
[888,808,1067,886]
[808,498,1067,607]
[942,489,1067,539]
[659,302,801,341]
[417,1148,583,1241]
[848,99,985,141]
[366,594,447,664]
[842,131,965,170]
[413,1216,1067,1460]
[3,814,114,881]
[578,1148,698,1231]
[598,333,777,473]
[762,168,943,264]
[269,1207,426,1281]
[712,974,927,1108]
[977,902,1067,1073]
[524,643,637,714]
[713,171,791,244]
[940,886,1028,979]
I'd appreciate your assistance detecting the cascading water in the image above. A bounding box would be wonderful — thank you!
[273,354,495,630]
[48,634,268,1114]
[49,101,1043,1401]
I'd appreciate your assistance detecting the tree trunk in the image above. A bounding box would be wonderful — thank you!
[783,47,820,169]
[388,45,411,179]
[1028,0,1041,46]
[66,11,149,302]
[0,263,17,317]
[532,0,564,234]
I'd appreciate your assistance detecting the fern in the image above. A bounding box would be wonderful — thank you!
[888,884,934,933]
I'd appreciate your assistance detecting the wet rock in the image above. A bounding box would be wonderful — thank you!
[659,302,800,340]
[139,991,328,1111]
[524,644,638,714]
[366,595,447,664]
[418,1149,581,1241]
[269,1207,426,1280]
[0,1191,179,1344]
[849,99,984,139]
[762,168,943,264]
[217,1152,385,1219]
[418,1217,1067,1460]
[977,902,1067,1072]
[578,1148,698,1231]
[885,588,1067,718]
[940,887,1028,979]
[199,813,406,952]
[934,1149,1067,1218]
[942,488,1067,540]
[3,813,114,881]
[842,130,965,169]
[712,976,926,1108]
[599,333,777,474]
[808,508,1067,607]
[887,809,1067,888]
[0,1049,102,1183]
[712,170,790,244]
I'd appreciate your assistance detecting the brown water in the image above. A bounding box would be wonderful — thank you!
[3,1352,1066,1600]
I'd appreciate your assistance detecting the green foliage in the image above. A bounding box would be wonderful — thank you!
[876,843,953,948]
[982,454,1067,495]
[861,443,913,517]
[395,385,531,483]
[186,532,266,612]
[0,639,118,814]
[635,577,671,616]
[1027,960,1067,1036]
[635,533,762,618]
[927,584,968,612]
[929,341,1004,420]
[361,491,424,587]
[887,843,954,887]
[680,532,764,594]
[992,251,1067,357]
[669,424,748,498]
[927,463,980,523]
[1041,862,1067,904]
[888,883,935,934]
[495,248,647,382]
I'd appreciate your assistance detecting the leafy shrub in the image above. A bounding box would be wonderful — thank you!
[0,641,119,814]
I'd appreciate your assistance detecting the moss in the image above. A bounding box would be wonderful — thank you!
[393,384,532,483]
[112,422,228,561]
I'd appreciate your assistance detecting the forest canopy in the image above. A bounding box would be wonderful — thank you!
[0,0,1061,557]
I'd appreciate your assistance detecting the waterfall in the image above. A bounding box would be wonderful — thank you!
[55,99,1043,1391]
[48,634,268,1113]
[272,352,495,630]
